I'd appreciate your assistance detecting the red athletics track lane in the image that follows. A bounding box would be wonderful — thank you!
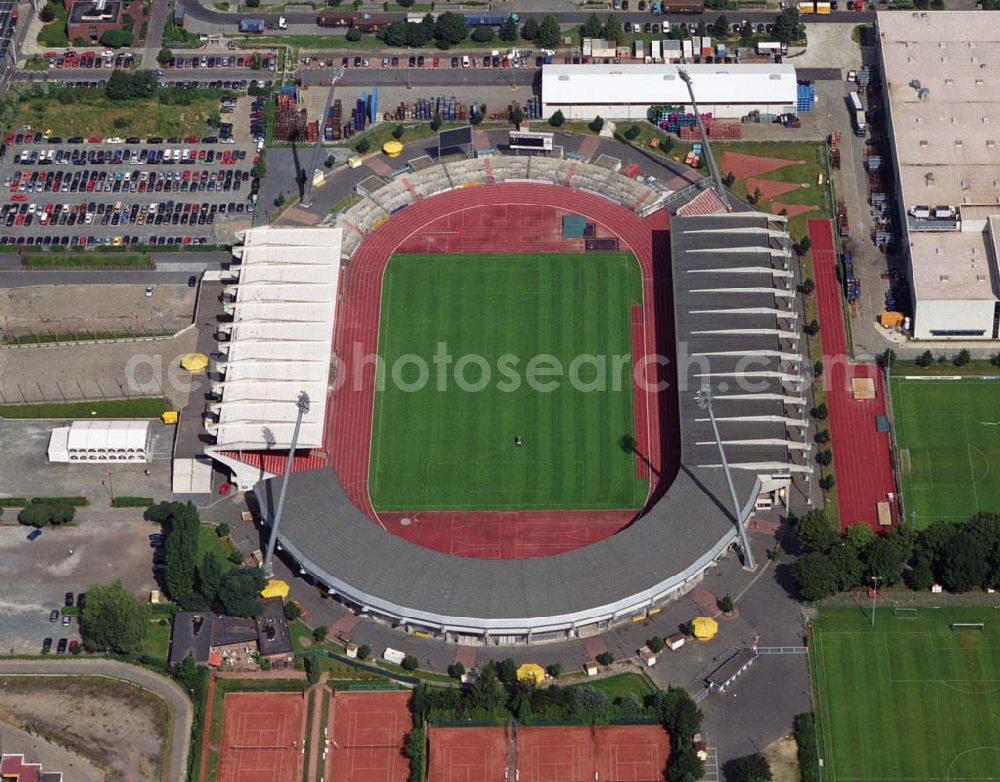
[808,218,897,531]
[328,184,667,559]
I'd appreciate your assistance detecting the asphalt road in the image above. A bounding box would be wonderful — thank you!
[0,658,192,782]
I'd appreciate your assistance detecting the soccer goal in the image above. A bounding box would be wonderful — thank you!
[950,622,986,631]
[893,607,918,619]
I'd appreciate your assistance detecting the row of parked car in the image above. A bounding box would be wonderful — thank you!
[3,199,250,228]
[11,145,247,168]
[6,132,239,147]
[168,52,277,70]
[39,49,132,69]
[3,233,216,248]
[7,167,250,196]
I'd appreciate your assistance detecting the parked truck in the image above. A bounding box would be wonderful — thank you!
[798,1,832,12]
[239,18,265,33]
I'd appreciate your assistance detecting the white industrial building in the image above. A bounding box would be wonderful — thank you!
[878,12,1000,340]
[48,420,151,463]
[540,63,798,121]
[200,226,341,488]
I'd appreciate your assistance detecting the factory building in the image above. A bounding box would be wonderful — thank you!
[540,63,798,121]
[878,11,1000,340]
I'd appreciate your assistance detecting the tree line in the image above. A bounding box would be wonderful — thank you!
[376,12,562,50]
[792,509,1000,600]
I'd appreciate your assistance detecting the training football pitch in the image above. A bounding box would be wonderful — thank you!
[368,252,649,511]
[812,607,1000,782]
[890,378,1000,526]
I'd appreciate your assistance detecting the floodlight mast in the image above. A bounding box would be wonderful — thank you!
[677,69,731,210]
[301,66,346,208]
[696,386,757,571]
[263,391,311,577]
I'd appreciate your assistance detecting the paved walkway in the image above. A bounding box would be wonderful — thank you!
[303,675,328,782]
[0,658,192,782]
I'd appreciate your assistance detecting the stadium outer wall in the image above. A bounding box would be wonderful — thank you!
[259,180,751,644]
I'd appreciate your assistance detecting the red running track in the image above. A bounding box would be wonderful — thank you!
[808,218,897,531]
[327,183,670,559]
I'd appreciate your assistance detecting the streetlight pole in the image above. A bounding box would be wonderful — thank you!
[870,575,881,627]
[300,66,346,208]
[677,69,731,210]
[696,387,757,571]
[263,391,310,577]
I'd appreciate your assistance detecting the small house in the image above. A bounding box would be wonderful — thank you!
[639,646,657,667]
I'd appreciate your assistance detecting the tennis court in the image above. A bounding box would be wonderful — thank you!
[811,606,1000,781]
[327,690,412,782]
[426,726,508,782]
[890,377,1000,525]
[516,725,670,782]
[217,691,306,782]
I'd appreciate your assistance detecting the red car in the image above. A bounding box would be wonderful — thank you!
[87,135,102,143]
[11,194,27,202]
[433,56,440,68]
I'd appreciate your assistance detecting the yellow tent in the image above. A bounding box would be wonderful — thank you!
[383,140,403,158]
[180,352,209,372]
[516,663,545,685]
[260,579,290,600]
[691,616,718,641]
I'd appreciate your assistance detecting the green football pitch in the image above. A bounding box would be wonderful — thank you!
[890,378,1000,526]
[368,252,649,511]
[811,607,1000,782]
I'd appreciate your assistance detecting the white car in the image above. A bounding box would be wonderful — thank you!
[106,136,123,144]
[145,286,154,297]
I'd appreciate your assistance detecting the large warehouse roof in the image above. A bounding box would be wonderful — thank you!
[541,63,798,107]
[207,227,341,450]
[879,11,1000,304]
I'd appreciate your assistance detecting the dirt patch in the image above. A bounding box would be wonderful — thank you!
[762,733,800,782]
[0,676,169,782]
[771,202,818,219]
[720,151,796,180]
[745,178,802,201]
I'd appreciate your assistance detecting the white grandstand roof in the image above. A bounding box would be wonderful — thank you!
[209,226,341,450]
[541,63,798,107]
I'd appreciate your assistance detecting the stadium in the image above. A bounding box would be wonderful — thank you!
[207,139,813,644]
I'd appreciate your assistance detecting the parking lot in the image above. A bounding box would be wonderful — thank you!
[0,519,159,655]
[0,96,262,248]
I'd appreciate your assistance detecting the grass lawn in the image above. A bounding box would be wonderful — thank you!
[811,606,1000,782]
[198,524,239,570]
[369,252,647,512]
[37,2,69,47]
[889,378,1000,526]
[13,92,221,140]
[143,619,172,666]
[23,253,151,268]
[575,673,655,701]
[0,398,171,419]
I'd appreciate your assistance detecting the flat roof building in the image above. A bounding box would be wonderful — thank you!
[877,11,1000,339]
[541,63,798,121]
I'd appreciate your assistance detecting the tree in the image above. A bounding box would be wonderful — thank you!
[305,656,321,684]
[105,69,157,100]
[647,636,665,654]
[164,502,200,604]
[196,551,223,603]
[511,105,524,128]
[358,643,372,660]
[581,12,603,38]
[731,753,772,782]
[695,20,706,36]
[714,15,730,37]
[740,19,754,44]
[38,2,55,21]
[157,47,174,66]
[521,18,539,40]
[844,523,876,552]
[596,651,615,666]
[346,26,362,41]
[101,29,134,48]
[469,661,503,711]
[448,661,466,678]
[774,7,802,44]
[624,124,641,141]
[573,686,610,720]
[794,552,840,601]
[815,449,832,466]
[549,109,565,127]
[401,654,419,671]
[283,600,302,621]
[405,728,425,782]
[916,349,934,368]
[718,594,735,613]
[589,115,604,133]
[861,535,906,585]
[429,113,442,131]
[819,475,836,491]
[471,25,494,42]
[355,137,371,154]
[499,16,518,41]
[602,14,622,42]
[954,348,971,367]
[547,662,563,678]
[811,402,828,420]
[216,523,230,537]
[435,12,468,45]
[799,277,816,295]
[905,553,935,591]
[217,567,266,617]
[828,543,863,591]
[313,625,328,642]
[380,20,407,46]
[497,657,518,683]
[392,123,405,140]
[794,509,838,553]
[936,531,989,592]
[80,580,150,655]
[655,686,703,741]
[535,15,561,47]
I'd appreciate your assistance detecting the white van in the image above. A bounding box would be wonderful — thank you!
[462,55,470,68]
[909,205,931,219]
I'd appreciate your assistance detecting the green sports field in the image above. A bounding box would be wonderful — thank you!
[811,607,1000,782]
[890,378,1000,526]
[368,252,648,511]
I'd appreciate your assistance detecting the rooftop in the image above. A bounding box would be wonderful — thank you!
[68,0,121,24]
[879,11,1000,302]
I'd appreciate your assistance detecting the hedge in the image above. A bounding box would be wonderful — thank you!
[0,497,28,507]
[112,496,155,508]
[31,496,89,506]
[794,713,820,782]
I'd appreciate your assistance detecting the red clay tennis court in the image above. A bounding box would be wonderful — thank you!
[516,725,670,782]
[217,691,306,782]
[427,726,508,782]
[327,690,413,782]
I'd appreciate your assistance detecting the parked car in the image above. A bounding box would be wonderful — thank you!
[56,638,68,654]
[27,529,42,541]
[62,613,71,626]
[49,609,59,622]
[42,638,53,654]
[64,591,74,607]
